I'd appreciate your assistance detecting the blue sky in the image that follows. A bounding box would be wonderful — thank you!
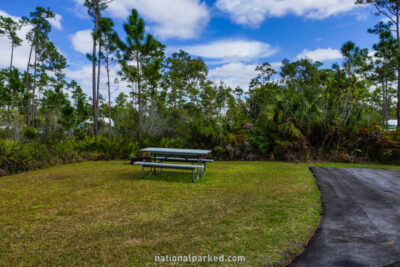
[0,0,382,98]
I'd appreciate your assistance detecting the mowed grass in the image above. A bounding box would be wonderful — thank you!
[1,161,395,266]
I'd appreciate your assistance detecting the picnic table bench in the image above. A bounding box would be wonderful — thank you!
[134,148,213,183]
[153,157,214,174]
[134,162,204,183]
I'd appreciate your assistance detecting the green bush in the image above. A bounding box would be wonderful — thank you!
[0,140,34,174]
[75,136,137,160]
[212,146,225,158]
[22,127,39,140]
[0,128,14,139]
[3,127,400,177]
[54,141,82,164]
[160,137,187,148]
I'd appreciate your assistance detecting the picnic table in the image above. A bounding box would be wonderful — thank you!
[134,148,213,183]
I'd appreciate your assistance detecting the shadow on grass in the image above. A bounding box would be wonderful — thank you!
[114,165,197,184]
[136,170,197,184]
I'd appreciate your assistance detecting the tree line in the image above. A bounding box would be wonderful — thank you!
[1,0,400,164]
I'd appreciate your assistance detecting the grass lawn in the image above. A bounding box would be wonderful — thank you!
[0,161,398,266]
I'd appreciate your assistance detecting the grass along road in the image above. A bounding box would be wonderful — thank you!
[0,161,396,266]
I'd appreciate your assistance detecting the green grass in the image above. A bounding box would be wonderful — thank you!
[0,161,397,266]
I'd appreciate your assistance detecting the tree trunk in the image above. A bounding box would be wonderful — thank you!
[10,43,14,70]
[396,10,400,127]
[8,43,14,127]
[97,39,101,124]
[37,91,41,124]
[32,49,37,128]
[7,105,10,126]
[131,81,135,109]
[106,48,111,139]
[56,103,60,122]
[382,81,388,126]
[92,5,99,136]
[25,32,36,128]
[151,88,155,119]
[15,108,19,138]
[173,89,177,109]
[136,52,142,142]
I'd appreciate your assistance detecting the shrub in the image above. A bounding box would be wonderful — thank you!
[212,146,225,158]
[86,152,107,161]
[160,137,187,148]
[0,128,14,139]
[22,127,39,140]
[3,127,400,177]
[0,140,34,174]
[54,141,82,164]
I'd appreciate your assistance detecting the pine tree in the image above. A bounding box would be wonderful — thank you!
[22,6,55,127]
[0,15,22,125]
[0,16,22,70]
[356,0,400,127]
[98,17,118,138]
[84,0,113,136]
[369,22,398,125]
[117,9,162,142]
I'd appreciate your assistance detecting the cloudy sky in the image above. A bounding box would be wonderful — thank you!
[0,0,381,98]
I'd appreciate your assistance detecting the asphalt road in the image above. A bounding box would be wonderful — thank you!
[289,167,400,267]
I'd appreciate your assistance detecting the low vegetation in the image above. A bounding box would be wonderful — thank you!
[0,136,138,176]
[1,3,400,170]
[0,161,321,266]
[2,128,400,177]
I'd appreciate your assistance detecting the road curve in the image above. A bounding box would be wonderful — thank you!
[289,167,400,267]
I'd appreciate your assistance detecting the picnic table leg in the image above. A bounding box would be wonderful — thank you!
[150,163,153,176]
[153,154,156,174]
[204,162,206,175]
[192,169,194,183]
[197,155,202,177]
[149,153,152,174]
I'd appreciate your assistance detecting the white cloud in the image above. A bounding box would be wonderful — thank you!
[71,29,93,54]
[296,48,343,62]
[66,65,93,90]
[73,0,210,40]
[49,13,63,30]
[169,39,278,89]
[368,50,379,63]
[209,61,283,90]
[70,37,276,92]
[174,39,278,63]
[209,62,257,89]
[216,0,358,27]
[66,64,131,99]
[270,61,283,70]
[0,10,32,69]
[70,0,88,19]
[0,10,18,21]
